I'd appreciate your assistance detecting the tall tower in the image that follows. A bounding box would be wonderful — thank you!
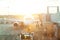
[46,6,51,22]
[57,6,59,13]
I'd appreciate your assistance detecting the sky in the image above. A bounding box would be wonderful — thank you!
[0,0,60,15]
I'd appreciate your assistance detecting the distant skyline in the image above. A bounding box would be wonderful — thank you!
[0,0,60,15]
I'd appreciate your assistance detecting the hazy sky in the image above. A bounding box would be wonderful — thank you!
[0,0,60,15]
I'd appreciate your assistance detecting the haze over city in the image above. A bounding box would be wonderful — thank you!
[0,0,60,15]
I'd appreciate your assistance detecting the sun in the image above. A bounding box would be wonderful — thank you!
[0,0,59,15]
